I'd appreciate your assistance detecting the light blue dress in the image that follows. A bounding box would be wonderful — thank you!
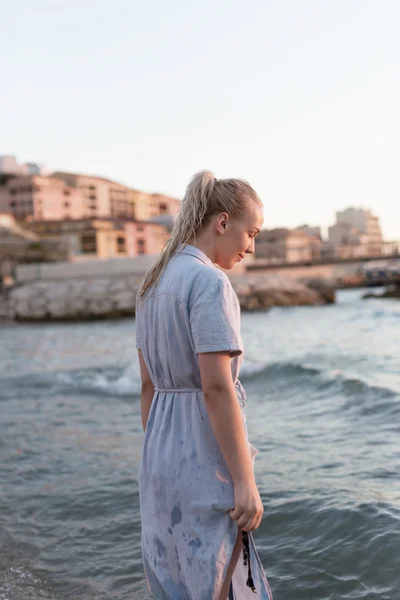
[136,244,273,600]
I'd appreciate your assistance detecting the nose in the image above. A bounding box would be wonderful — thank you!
[245,238,255,255]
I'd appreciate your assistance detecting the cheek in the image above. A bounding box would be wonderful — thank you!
[241,234,250,249]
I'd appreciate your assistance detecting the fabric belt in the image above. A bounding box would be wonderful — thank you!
[154,387,203,393]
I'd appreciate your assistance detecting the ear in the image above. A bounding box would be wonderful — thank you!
[216,212,229,235]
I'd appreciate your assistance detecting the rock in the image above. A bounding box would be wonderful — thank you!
[6,270,335,322]
[14,301,35,319]
[304,279,336,304]
[0,293,12,320]
[87,298,114,316]
[114,290,135,311]
[11,286,35,301]
[230,273,334,310]
[47,301,68,318]
[27,304,48,320]
[108,279,129,293]
[363,285,400,300]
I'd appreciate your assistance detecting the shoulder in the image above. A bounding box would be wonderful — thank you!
[188,265,236,307]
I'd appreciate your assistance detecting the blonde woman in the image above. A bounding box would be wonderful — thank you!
[136,171,272,599]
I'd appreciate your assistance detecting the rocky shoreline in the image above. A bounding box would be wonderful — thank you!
[362,285,400,300]
[0,273,336,323]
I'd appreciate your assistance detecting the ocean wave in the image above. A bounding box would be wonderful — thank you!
[240,360,399,401]
[240,360,321,381]
[1,356,398,404]
[0,358,268,400]
[55,364,142,397]
[0,364,142,400]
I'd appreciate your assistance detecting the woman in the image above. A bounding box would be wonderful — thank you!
[136,171,273,599]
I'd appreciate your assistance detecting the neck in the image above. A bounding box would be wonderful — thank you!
[191,233,216,263]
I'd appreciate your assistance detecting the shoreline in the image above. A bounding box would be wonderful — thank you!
[0,273,336,323]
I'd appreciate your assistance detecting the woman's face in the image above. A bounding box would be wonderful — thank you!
[215,202,264,270]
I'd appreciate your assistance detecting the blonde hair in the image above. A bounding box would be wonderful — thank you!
[138,170,261,299]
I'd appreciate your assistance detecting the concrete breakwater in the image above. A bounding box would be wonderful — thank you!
[0,273,335,322]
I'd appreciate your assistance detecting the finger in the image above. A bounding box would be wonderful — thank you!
[241,516,256,532]
[229,507,243,521]
[236,512,252,529]
[252,513,263,531]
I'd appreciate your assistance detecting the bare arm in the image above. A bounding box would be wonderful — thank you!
[198,351,254,483]
[198,352,263,531]
[138,350,155,432]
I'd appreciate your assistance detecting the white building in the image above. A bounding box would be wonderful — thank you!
[329,207,383,256]
[295,224,322,239]
[0,155,21,175]
[0,155,43,176]
[336,207,382,244]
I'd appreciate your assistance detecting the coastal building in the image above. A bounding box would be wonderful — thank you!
[0,158,181,225]
[329,207,383,257]
[25,218,170,260]
[255,228,321,263]
[51,172,181,222]
[295,224,322,239]
[0,213,68,283]
[0,175,83,221]
[0,156,21,175]
[0,154,43,177]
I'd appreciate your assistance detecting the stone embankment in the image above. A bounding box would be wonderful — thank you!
[0,294,10,321]
[1,273,335,323]
[363,285,400,300]
[231,274,335,310]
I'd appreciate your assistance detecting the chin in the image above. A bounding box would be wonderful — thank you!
[215,259,234,270]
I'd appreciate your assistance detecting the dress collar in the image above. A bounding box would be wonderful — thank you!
[178,244,215,267]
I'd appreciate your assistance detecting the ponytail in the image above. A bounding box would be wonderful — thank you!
[137,170,261,300]
[138,171,215,299]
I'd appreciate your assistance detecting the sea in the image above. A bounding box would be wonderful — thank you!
[0,288,399,600]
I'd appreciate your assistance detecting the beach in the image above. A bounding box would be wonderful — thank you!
[0,288,399,600]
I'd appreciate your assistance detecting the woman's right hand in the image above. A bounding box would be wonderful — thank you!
[229,478,264,532]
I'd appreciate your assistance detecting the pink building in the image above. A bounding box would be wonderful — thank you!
[0,175,82,221]
[0,171,181,224]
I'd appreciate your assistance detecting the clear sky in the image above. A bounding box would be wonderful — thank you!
[1,0,400,239]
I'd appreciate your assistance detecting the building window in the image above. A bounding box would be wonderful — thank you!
[64,189,70,196]
[137,238,146,255]
[64,202,70,208]
[116,236,126,253]
[81,233,97,254]
[137,225,144,232]
[159,202,168,214]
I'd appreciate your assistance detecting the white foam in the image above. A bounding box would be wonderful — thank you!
[240,357,270,378]
[55,363,142,397]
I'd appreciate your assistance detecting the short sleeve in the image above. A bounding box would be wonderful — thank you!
[135,295,141,350]
[189,279,243,356]
[135,324,141,350]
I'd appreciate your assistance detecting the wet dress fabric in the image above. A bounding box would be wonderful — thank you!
[135,244,273,599]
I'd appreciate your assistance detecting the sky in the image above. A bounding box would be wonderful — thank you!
[1,0,400,239]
